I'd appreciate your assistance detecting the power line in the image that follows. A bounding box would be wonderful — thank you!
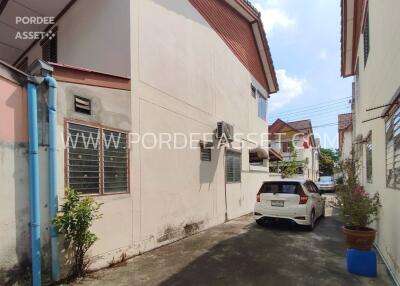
[270,96,351,116]
[270,105,351,122]
[271,101,351,118]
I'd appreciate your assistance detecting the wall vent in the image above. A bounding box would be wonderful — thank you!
[74,95,91,115]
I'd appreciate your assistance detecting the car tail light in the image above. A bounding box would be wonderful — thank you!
[256,192,260,202]
[299,190,308,204]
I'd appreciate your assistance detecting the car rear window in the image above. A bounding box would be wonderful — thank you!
[320,176,333,182]
[259,182,302,195]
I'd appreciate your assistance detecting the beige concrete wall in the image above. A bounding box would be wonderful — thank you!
[340,129,353,161]
[2,0,275,276]
[352,0,400,282]
[55,82,133,270]
[0,75,30,280]
[24,0,131,78]
[128,0,270,255]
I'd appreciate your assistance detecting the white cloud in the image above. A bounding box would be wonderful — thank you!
[254,4,296,34]
[269,69,305,112]
[318,50,328,60]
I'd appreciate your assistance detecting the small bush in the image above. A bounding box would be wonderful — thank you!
[332,157,380,228]
[53,189,102,278]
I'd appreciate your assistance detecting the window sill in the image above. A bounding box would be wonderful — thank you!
[81,192,131,202]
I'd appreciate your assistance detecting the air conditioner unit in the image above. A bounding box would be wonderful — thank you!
[216,121,234,142]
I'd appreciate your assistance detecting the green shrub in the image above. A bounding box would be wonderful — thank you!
[332,158,380,228]
[53,189,102,278]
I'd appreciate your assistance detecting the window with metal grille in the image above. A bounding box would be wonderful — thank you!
[366,134,373,183]
[257,92,267,121]
[386,107,400,189]
[363,9,370,67]
[226,151,241,183]
[42,29,57,62]
[66,122,129,195]
[103,129,128,193]
[200,144,211,161]
[67,123,100,194]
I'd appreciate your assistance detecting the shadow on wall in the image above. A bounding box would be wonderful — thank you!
[153,0,209,27]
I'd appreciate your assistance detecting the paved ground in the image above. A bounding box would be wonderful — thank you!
[75,195,394,286]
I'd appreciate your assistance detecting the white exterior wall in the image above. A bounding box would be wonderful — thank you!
[1,0,276,277]
[23,0,131,77]
[126,0,270,257]
[340,129,353,161]
[352,0,400,282]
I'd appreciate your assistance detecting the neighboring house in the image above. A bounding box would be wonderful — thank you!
[269,119,320,181]
[0,0,279,281]
[341,0,400,283]
[338,113,353,161]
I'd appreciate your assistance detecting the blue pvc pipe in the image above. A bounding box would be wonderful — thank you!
[27,81,41,286]
[45,75,60,282]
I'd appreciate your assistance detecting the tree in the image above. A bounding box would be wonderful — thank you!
[319,148,339,176]
[281,142,301,178]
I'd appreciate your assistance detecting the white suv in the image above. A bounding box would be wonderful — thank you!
[254,179,325,230]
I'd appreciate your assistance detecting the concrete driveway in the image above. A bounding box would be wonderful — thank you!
[76,195,394,286]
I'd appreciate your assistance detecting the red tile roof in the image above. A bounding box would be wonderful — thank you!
[338,113,352,130]
[269,118,316,147]
[287,119,313,134]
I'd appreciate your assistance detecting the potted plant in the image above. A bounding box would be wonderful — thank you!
[333,157,381,250]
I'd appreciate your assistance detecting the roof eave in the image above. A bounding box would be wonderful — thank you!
[341,0,355,77]
[225,0,279,94]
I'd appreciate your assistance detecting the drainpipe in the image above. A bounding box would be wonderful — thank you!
[27,79,41,286]
[44,75,60,282]
[27,59,60,283]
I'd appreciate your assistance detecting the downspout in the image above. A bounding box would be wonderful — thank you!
[44,75,60,282]
[224,146,228,222]
[27,79,41,286]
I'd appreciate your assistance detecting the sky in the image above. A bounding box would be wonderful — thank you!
[252,0,353,149]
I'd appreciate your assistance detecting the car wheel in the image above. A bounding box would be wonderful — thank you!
[307,211,315,231]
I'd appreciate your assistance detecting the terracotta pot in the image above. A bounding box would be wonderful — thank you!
[342,226,376,251]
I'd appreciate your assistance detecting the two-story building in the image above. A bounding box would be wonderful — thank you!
[341,0,400,283]
[0,0,279,283]
[269,119,319,181]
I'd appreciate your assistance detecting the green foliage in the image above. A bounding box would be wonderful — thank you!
[281,160,299,178]
[53,189,102,278]
[332,158,380,228]
[319,148,339,176]
[281,142,301,178]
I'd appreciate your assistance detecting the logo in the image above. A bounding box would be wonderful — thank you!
[14,16,56,40]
